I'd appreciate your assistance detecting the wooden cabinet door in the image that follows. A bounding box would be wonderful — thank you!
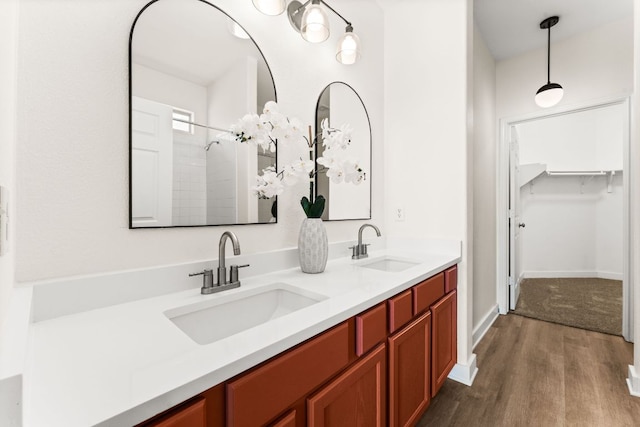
[307,344,386,427]
[431,290,457,397]
[388,312,431,427]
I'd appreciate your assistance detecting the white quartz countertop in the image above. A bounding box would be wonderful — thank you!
[23,243,460,427]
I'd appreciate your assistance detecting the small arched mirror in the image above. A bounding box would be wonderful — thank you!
[129,0,277,228]
[315,82,372,220]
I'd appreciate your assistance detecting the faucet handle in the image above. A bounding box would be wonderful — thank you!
[189,269,212,277]
[190,269,215,294]
[230,264,250,285]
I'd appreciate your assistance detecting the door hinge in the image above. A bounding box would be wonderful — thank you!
[509,276,515,287]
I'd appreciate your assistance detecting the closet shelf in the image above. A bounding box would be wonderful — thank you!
[546,170,622,176]
[519,163,547,188]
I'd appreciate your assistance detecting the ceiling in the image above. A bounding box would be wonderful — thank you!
[474,0,633,61]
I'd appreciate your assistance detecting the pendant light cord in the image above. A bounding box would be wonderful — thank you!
[547,25,551,85]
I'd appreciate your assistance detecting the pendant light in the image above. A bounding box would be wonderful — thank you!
[252,0,286,16]
[300,0,330,43]
[336,24,361,65]
[535,16,564,108]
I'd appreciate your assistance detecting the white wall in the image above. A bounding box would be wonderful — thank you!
[472,26,497,328]
[383,0,475,380]
[14,0,384,282]
[0,0,18,329]
[497,17,633,120]
[518,104,624,171]
[520,175,623,278]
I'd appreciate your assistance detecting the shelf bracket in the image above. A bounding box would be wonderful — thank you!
[607,170,616,193]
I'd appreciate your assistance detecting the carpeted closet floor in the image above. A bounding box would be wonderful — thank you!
[512,277,622,336]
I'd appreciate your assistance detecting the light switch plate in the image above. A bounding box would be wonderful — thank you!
[0,186,8,256]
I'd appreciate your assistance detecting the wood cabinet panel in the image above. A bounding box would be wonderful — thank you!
[444,265,458,293]
[388,312,431,427]
[145,398,206,427]
[412,273,444,315]
[355,302,387,356]
[388,290,413,334]
[431,290,457,397]
[226,321,351,427]
[307,344,386,427]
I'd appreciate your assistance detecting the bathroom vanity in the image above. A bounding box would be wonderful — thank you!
[16,238,460,426]
[139,265,457,427]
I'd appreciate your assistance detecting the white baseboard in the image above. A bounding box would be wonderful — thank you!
[448,353,478,386]
[472,304,499,349]
[522,271,623,281]
[628,365,640,397]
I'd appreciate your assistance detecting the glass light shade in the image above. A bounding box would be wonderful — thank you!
[535,82,564,108]
[336,30,361,64]
[227,19,250,40]
[252,0,286,16]
[301,2,330,43]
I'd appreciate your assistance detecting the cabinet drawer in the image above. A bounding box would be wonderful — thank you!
[445,265,458,293]
[388,290,413,334]
[226,321,351,427]
[356,302,387,356]
[145,398,206,427]
[412,273,445,315]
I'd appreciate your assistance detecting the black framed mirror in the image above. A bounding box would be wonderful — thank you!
[129,0,277,228]
[315,82,372,220]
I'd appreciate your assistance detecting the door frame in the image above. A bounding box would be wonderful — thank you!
[496,96,632,341]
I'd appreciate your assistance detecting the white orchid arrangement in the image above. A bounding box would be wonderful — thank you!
[229,101,366,218]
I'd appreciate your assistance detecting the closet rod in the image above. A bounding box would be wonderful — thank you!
[546,171,607,176]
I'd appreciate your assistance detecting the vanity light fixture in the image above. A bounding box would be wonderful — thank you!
[287,0,361,64]
[535,16,564,108]
[252,0,286,16]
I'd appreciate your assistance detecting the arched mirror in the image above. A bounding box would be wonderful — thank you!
[129,0,277,228]
[315,82,372,220]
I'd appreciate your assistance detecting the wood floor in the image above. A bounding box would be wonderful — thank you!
[417,314,640,426]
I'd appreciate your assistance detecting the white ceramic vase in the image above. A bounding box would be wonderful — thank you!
[298,218,328,274]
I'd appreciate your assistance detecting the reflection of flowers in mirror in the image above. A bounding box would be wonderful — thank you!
[229,101,365,217]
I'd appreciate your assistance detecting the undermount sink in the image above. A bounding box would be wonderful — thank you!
[165,283,328,345]
[358,256,420,272]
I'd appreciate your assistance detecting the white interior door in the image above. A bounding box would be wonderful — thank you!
[509,125,523,310]
[131,96,173,227]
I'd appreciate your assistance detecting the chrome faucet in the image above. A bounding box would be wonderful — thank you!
[217,231,240,286]
[190,231,249,294]
[350,223,382,259]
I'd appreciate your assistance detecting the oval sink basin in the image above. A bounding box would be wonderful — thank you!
[165,283,327,345]
[358,256,419,272]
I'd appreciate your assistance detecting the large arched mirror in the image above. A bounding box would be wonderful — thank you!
[129,0,277,228]
[315,82,372,220]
